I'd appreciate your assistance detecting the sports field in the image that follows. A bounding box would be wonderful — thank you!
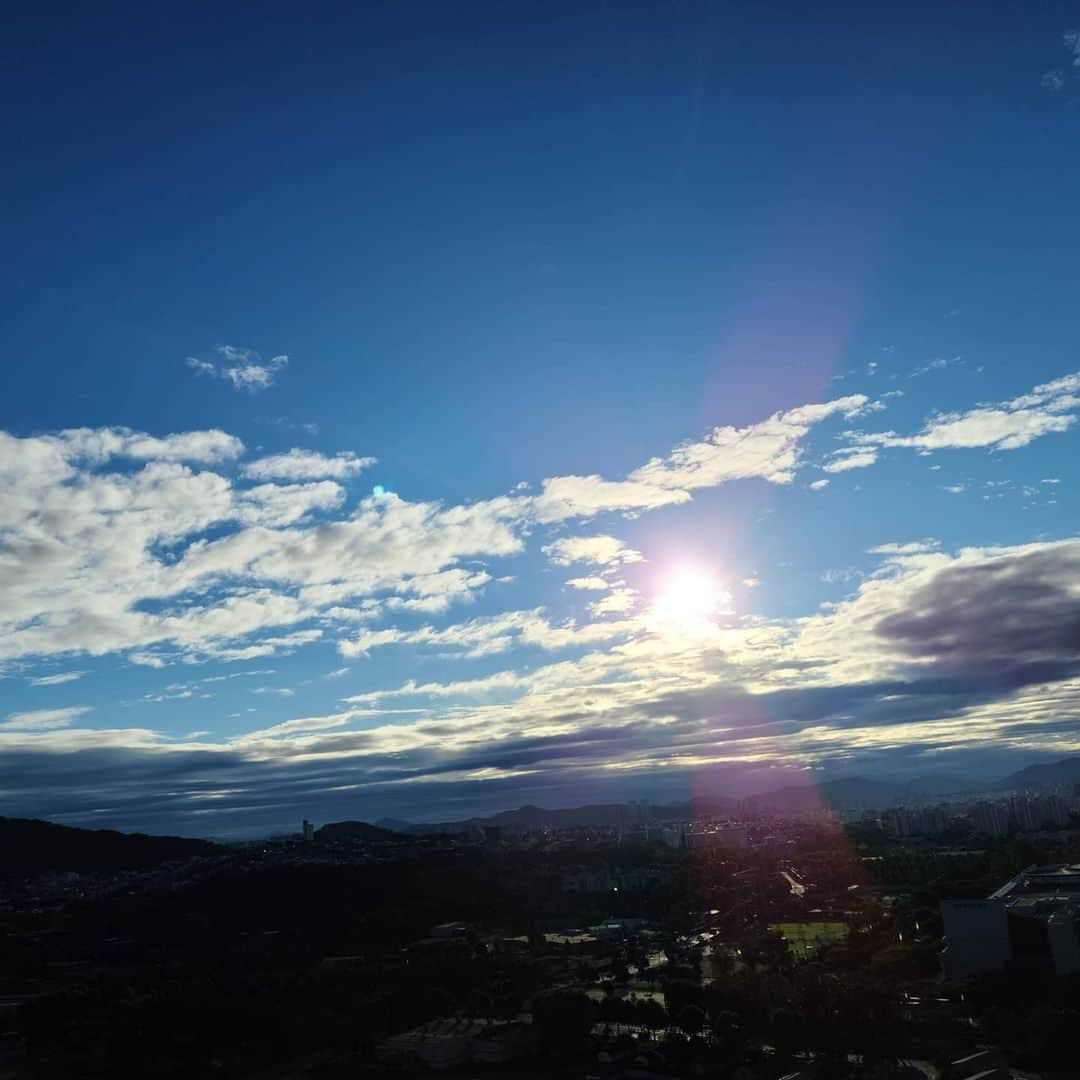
[769,921,848,958]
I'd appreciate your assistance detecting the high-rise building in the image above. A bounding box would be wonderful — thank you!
[302,819,315,843]
[969,800,1009,838]
[941,863,1080,980]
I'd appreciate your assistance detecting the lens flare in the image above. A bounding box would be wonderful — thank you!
[651,570,732,632]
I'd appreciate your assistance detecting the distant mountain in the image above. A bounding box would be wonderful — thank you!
[314,820,408,843]
[898,775,980,800]
[375,816,413,833]
[408,783,902,833]
[745,776,904,812]
[409,796,743,834]
[414,801,664,834]
[996,757,1080,791]
[488,803,631,827]
[0,817,221,877]
[383,755,1080,835]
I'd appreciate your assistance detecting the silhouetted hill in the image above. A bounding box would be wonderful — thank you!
[0,817,221,877]
[313,820,406,843]
[997,756,1080,790]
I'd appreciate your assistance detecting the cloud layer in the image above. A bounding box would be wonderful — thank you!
[3,370,1078,832]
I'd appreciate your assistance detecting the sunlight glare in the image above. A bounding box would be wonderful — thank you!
[651,569,732,633]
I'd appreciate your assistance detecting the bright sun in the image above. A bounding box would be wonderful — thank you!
[651,570,732,630]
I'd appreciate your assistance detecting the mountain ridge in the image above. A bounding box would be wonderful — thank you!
[386,756,1080,833]
[0,816,222,877]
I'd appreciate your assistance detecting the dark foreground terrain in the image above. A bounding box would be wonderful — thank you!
[0,812,1077,1078]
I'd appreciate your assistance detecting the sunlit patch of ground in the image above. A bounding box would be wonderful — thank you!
[768,921,848,959]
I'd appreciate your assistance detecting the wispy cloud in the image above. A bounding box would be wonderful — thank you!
[543,535,643,567]
[534,395,870,521]
[187,346,288,393]
[1067,27,1080,66]
[29,671,85,686]
[1040,29,1080,91]
[844,371,1080,460]
[823,448,878,473]
[868,539,939,556]
[2,706,93,731]
[909,355,958,378]
[241,449,376,481]
[565,576,611,591]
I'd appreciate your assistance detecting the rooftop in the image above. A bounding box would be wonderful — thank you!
[989,863,1080,902]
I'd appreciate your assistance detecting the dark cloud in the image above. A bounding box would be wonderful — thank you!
[8,543,1080,836]
[875,544,1080,689]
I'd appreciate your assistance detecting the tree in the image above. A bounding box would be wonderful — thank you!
[531,990,597,1051]
[768,1006,802,1063]
[710,1008,744,1048]
[677,1004,706,1037]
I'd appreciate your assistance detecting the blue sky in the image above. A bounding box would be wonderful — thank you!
[2,3,1080,836]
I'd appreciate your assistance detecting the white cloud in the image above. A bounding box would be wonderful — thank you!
[29,671,85,686]
[565,576,611,591]
[129,652,167,668]
[187,346,288,393]
[542,535,643,567]
[238,481,346,526]
[338,608,633,659]
[231,713,352,741]
[1066,27,1080,66]
[808,478,830,490]
[0,430,521,668]
[54,426,244,465]
[534,395,869,520]
[534,474,689,521]
[868,539,940,556]
[589,588,638,616]
[821,567,863,587]
[909,356,955,378]
[823,448,878,473]
[790,538,1080,692]
[848,371,1080,458]
[241,449,377,482]
[2,372,1072,689]
[345,669,525,704]
[2,706,93,731]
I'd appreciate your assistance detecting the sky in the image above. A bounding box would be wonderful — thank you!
[2,3,1080,837]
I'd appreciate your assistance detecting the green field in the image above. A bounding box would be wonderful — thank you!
[769,921,848,958]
